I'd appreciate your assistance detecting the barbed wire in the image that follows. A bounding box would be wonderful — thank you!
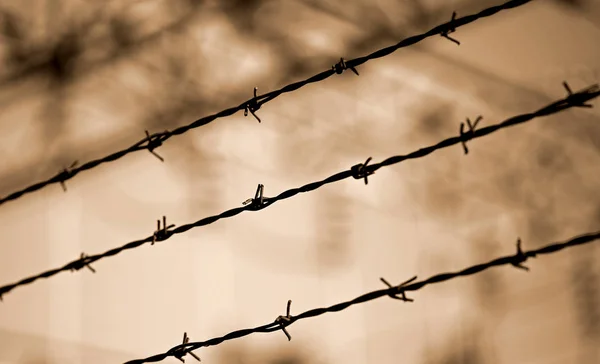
[0,0,535,207]
[0,81,596,301]
[123,230,600,363]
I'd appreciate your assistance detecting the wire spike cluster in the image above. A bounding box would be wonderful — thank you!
[0,83,598,299]
[511,238,535,271]
[169,332,201,363]
[0,0,535,208]
[275,300,293,341]
[242,183,272,210]
[152,216,176,245]
[144,130,167,162]
[332,58,359,76]
[59,160,79,192]
[562,81,598,108]
[123,231,600,364]
[459,115,483,155]
[70,253,96,273]
[244,87,262,123]
[380,275,418,302]
[440,11,460,45]
[351,157,375,185]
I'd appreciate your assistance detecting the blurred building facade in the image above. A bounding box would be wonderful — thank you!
[0,1,599,363]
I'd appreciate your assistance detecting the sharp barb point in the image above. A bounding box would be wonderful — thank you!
[380,277,392,287]
[189,352,201,362]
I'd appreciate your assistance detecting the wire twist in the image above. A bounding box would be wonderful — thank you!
[332,58,359,76]
[242,184,272,210]
[244,87,262,123]
[380,275,418,302]
[351,157,375,185]
[123,231,600,364]
[440,11,460,45]
[152,216,176,245]
[275,300,294,341]
[144,130,169,162]
[70,253,96,273]
[0,82,597,299]
[168,332,201,363]
[459,115,483,155]
[562,81,599,108]
[511,238,536,271]
[58,161,79,192]
[0,0,535,208]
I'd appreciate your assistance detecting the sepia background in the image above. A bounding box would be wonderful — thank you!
[0,0,599,363]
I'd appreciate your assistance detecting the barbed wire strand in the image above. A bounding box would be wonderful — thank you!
[0,81,596,300]
[0,0,535,207]
[123,230,600,363]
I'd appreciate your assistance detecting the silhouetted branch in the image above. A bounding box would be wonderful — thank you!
[0,0,535,208]
[0,81,596,299]
[123,231,600,363]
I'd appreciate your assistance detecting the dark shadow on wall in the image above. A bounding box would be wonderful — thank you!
[0,0,203,89]
[414,102,458,142]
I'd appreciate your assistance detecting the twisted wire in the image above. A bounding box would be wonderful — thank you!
[124,230,600,363]
[0,81,596,299]
[0,0,535,207]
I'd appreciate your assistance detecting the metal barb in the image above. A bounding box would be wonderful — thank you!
[152,216,176,245]
[59,160,79,192]
[275,300,293,341]
[441,11,460,45]
[72,253,95,273]
[351,157,374,185]
[380,276,417,302]
[563,81,596,108]
[459,116,483,155]
[144,130,165,162]
[242,184,270,209]
[173,332,201,363]
[563,81,573,96]
[511,238,535,271]
[332,58,359,76]
[244,87,262,123]
[466,115,482,131]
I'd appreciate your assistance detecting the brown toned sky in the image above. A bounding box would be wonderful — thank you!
[0,0,599,363]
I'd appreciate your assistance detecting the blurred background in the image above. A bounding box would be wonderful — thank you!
[0,0,599,363]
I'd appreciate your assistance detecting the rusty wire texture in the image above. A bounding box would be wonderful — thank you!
[123,230,600,363]
[0,0,535,207]
[0,81,597,300]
